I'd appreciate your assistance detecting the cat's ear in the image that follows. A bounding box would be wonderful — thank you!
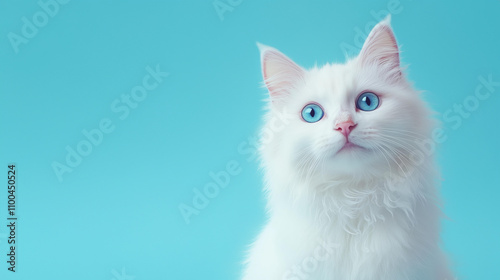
[258,43,305,103]
[359,15,402,80]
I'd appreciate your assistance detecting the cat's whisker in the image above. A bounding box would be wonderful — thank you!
[372,133,423,157]
[377,136,416,159]
[377,142,409,178]
[372,143,393,175]
[376,135,436,174]
[376,127,429,139]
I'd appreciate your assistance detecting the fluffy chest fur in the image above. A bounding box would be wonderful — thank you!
[244,172,449,280]
[260,174,441,279]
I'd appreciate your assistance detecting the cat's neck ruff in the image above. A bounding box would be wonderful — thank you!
[265,157,438,236]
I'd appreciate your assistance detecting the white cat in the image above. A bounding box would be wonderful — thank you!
[242,16,454,280]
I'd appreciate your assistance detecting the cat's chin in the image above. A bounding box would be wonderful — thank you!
[323,145,383,175]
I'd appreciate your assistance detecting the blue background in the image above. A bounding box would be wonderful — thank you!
[1,0,499,279]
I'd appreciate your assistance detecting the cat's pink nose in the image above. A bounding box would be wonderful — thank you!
[335,121,356,137]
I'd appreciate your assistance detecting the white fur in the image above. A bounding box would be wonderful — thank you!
[243,17,454,280]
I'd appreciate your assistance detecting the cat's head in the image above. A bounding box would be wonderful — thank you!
[258,16,433,182]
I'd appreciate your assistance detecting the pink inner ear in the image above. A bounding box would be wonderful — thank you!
[260,47,304,100]
[359,23,401,80]
[373,26,399,64]
[262,52,277,94]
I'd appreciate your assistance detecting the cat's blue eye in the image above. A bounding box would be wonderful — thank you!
[356,92,380,111]
[301,103,324,123]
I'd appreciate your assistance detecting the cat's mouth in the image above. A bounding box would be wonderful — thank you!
[337,141,363,153]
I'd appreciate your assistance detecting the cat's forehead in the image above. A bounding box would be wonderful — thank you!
[301,62,360,102]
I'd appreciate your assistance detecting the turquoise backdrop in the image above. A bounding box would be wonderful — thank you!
[0,0,499,279]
